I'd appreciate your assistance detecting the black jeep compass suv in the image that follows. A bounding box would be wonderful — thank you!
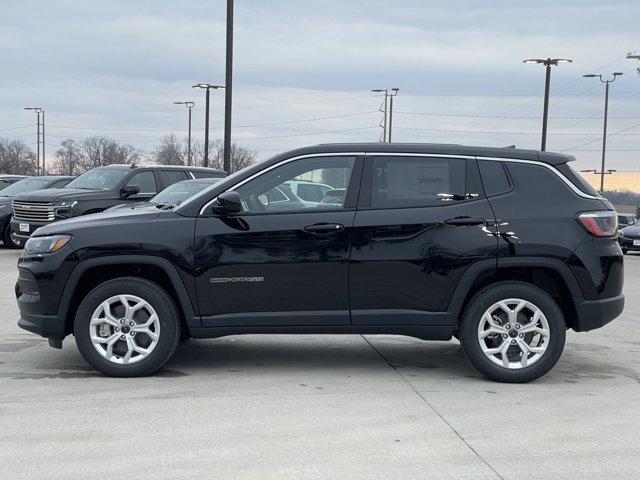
[15,144,624,382]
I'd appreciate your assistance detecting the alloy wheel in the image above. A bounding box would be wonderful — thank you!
[477,298,550,369]
[89,294,160,365]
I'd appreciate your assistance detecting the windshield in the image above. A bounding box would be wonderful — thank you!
[0,177,51,197]
[151,180,220,205]
[66,168,130,190]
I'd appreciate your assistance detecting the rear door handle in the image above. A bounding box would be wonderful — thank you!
[444,216,485,227]
[303,223,345,234]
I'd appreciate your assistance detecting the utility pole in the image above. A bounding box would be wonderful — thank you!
[523,58,572,151]
[223,0,234,173]
[372,88,399,142]
[192,84,224,168]
[583,72,623,193]
[24,107,43,175]
[388,88,399,142]
[174,101,195,165]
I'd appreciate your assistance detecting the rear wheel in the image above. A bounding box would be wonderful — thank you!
[460,281,565,383]
[2,223,22,249]
[74,277,181,377]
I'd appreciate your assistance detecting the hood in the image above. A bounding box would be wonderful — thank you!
[34,208,162,236]
[620,225,640,236]
[13,187,111,203]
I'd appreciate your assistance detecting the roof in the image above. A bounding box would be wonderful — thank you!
[0,174,27,178]
[36,175,75,180]
[274,143,574,166]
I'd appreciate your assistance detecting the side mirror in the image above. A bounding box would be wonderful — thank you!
[120,185,140,198]
[210,190,242,215]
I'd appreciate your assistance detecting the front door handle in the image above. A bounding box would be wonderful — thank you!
[444,216,485,227]
[303,223,345,234]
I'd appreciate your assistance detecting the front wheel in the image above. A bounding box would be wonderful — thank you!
[2,223,22,249]
[622,248,628,255]
[74,277,181,377]
[460,281,566,383]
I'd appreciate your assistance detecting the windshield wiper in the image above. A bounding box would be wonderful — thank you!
[154,201,180,210]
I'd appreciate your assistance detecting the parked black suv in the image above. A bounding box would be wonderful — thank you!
[16,144,624,382]
[0,175,75,248]
[10,164,226,242]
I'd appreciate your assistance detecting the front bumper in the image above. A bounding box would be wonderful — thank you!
[10,218,50,241]
[573,293,624,331]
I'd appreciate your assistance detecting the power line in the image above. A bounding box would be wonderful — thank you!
[394,125,640,136]
[561,121,640,152]
[395,111,640,120]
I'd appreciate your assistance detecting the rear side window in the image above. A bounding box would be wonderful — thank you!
[371,156,467,208]
[478,160,512,196]
[158,170,187,188]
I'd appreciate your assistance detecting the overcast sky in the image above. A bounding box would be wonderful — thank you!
[1,0,639,171]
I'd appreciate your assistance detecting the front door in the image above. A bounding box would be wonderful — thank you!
[349,154,497,325]
[194,155,362,327]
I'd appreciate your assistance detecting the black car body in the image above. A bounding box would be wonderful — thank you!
[10,164,226,242]
[0,175,74,248]
[16,144,624,382]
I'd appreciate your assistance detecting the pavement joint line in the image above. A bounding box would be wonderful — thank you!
[361,334,505,480]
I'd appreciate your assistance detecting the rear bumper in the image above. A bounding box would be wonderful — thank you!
[573,293,624,331]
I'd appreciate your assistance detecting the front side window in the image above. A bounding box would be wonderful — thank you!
[235,156,356,214]
[126,171,157,194]
[371,156,467,208]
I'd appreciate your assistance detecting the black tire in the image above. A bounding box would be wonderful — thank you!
[2,222,22,249]
[622,249,628,255]
[74,277,181,377]
[460,281,566,383]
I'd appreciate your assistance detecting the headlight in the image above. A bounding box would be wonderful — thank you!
[23,235,72,255]
[0,204,6,209]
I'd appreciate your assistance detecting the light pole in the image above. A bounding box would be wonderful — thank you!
[174,101,195,165]
[24,107,44,174]
[223,0,234,174]
[372,88,399,143]
[192,84,224,168]
[583,72,623,193]
[523,58,572,151]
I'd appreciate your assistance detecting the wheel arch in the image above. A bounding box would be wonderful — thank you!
[58,255,198,336]
[449,257,581,330]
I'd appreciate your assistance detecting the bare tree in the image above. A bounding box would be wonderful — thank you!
[192,139,257,173]
[154,134,187,166]
[0,137,38,175]
[78,136,139,171]
[53,139,84,176]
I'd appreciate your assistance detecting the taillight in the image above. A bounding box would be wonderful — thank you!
[577,211,617,237]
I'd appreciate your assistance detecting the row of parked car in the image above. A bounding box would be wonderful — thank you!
[0,164,350,249]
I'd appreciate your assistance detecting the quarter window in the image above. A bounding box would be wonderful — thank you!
[371,156,467,208]
[478,160,512,196]
[235,156,356,214]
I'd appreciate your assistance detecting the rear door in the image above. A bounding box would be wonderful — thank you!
[349,154,497,325]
